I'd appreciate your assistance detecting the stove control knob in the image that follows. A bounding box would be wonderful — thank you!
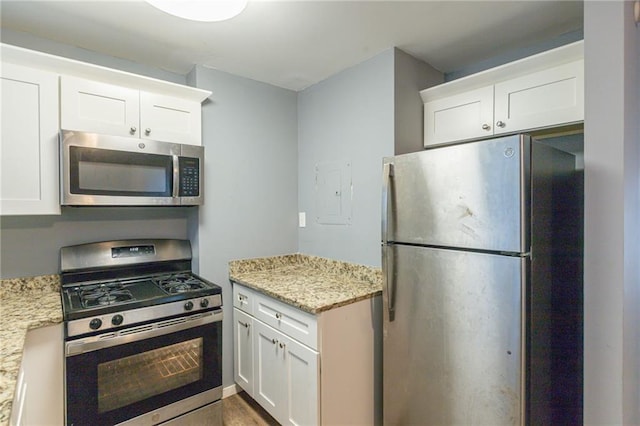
[184,301,194,311]
[89,318,102,330]
[200,298,209,308]
[111,314,124,326]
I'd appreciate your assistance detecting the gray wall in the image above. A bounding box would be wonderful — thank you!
[297,49,395,267]
[445,29,584,81]
[393,48,443,155]
[0,31,191,279]
[584,2,640,423]
[0,28,186,84]
[0,208,189,277]
[188,65,299,389]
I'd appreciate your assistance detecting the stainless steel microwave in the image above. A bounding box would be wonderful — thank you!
[60,130,204,206]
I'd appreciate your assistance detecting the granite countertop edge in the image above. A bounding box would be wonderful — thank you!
[228,253,382,314]
[0,275,63,426]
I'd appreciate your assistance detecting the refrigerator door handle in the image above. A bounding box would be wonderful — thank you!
[382,161,395,321]
[382,244,395,322]
[382,162,393,245]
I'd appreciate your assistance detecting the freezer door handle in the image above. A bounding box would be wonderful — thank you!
[382,162,393,245]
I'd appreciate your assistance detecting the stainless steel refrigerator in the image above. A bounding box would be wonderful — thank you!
[381,134,582,425]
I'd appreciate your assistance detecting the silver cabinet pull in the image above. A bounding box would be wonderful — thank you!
[271,338,278,344]
[279,342,286,349]
[496,120,506,128]
[130,126,137,135]
[275,312,281,319]
[238,321,250,329]
[145,128,151,135]
[482,123,491,131]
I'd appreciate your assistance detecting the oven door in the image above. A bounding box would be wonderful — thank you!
[65,310,222,426]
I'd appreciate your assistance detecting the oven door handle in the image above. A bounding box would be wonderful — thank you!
[66,309,222,357]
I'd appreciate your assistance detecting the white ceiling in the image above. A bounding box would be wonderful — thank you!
[0,0,584,91]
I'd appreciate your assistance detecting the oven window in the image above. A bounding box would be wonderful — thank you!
[97,337,203,413]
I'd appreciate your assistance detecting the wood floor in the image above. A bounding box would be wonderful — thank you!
[222,391,279,426]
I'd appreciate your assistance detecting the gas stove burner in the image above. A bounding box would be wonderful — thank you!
[154,273,208,295]
[97,293,121,305]
[80,283,135,308]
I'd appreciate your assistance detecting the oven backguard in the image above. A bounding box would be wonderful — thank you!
[65,313,222,426]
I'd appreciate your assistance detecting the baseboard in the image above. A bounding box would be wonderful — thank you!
[222,383,241,399]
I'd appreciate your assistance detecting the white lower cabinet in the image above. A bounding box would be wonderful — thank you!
[253,320,319,426]
[233,308,254,396]
[233,285,320,426]
[233,283,381,426]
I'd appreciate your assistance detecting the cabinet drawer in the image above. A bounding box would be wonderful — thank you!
[254,292,317,350]
[233,283,255,314]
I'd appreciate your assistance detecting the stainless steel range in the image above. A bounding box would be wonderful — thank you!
[60,239,223,426]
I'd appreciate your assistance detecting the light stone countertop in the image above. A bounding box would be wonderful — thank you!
[229,254,382,314]
[0,275,62,426]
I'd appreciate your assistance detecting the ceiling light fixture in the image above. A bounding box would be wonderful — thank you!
[146,0,248,22]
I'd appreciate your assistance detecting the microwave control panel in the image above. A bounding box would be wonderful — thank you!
[179,157,200,197]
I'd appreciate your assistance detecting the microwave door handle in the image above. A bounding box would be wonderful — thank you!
[172,155,180,198]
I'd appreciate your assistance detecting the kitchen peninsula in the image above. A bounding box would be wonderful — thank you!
[229,254,382,426]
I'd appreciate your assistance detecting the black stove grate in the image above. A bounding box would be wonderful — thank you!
[153,273,210,294]
[79,283,135,308]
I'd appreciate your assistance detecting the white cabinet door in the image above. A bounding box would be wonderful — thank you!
[140,92,201,145]
[494,59,584,135]
[60,76,140,137]
[424,85,494,147]
[283,335,319,426]
[1,63,60,215]
[233,308,254,397]
[253,320,319,426]
[60,76,203,145]
[253,320,286,422]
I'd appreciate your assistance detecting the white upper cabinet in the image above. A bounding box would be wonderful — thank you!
[60,76,139,138]
[139,91,202,145]
[421,41,584,147]
[493,59,584,135]
[424,85,494,146]
[1,63,60,215]
[61,76,203,145]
